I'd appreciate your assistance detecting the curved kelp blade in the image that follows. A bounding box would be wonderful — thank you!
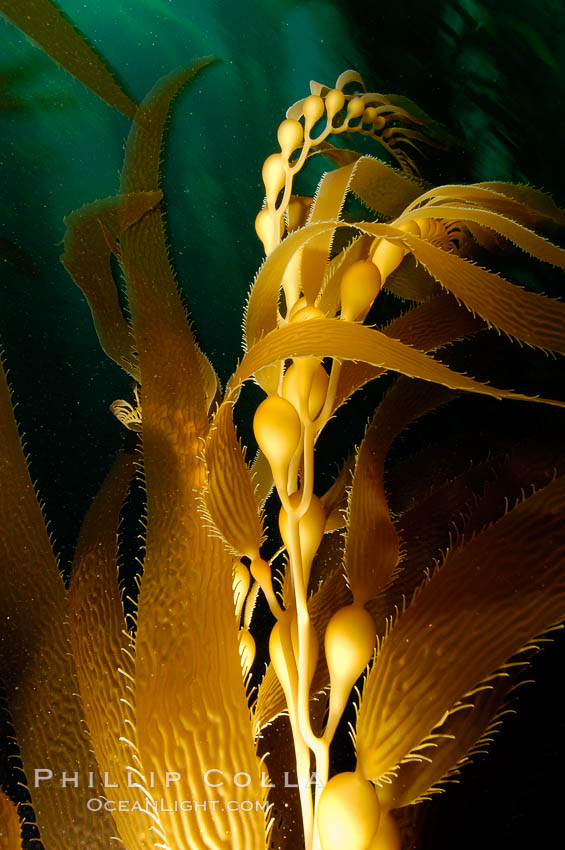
[381,464,498,627]
[355,473,565,785]
[389,673,517,808]
[397,203,565,267]
[68,446,162,849]
[203,401,265,560]
[119,62,213,433]
[251,447,275,509]
[229,317,565,409]
[316,236,371,319]
[475,182,565,225]
[384,254,440,301]
[400,231,565,355]
[0,789,22,849]
[119,70,268,847]
[244,220,402,354]
[331,294,485,416]
[349,156,425,220]
[345,378,456,604]
[319,458,355,532]
[405,182,565,228]
[62,191,163,380]
[345,427,400,606]
[244,214,476,357]
[0,0,138,119]
[0,358,116,847]
[300,161,357,304]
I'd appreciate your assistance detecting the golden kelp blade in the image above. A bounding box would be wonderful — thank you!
[244,211,480,355]
[475,182,565,225]
[244,221,400,354]
[316,236,371,319]
[400,231,565,354]
[117,69,267,847]
[300,161,357,304]
[408,183,565,227]
[198,347,221,415]
[129,258,268,847]
[0,789,22,850]
[384,255,439,301]
[203,401,264,560]
[0,0,138,119]
[331,294,484,415]
[62,191,163,380]
[230,317,565,409]
[68,447,162,850]
[251,448,275,508]
[397,203,565,267]
[385,438,565,636]
[348,156,425,220]
[355,473,565,784]
[388,674,516,808]
[119,64,212,438]
[345,378,455,605]
[345,423,400,605]
[0,358,116,848]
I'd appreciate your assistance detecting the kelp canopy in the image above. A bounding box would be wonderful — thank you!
[1,2,565,850]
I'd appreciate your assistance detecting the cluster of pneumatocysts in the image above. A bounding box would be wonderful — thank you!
[243,73,418,850]
[252,364,401,849]
[255,70,430,259]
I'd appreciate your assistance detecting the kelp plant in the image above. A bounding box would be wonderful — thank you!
[1,4,565,850]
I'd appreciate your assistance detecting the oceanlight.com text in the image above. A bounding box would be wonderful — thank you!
[87,797,270,813]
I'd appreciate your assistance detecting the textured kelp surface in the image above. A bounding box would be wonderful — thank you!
[1,4,560,846]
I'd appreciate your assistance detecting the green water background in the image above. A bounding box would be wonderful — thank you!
[1,1,564,847]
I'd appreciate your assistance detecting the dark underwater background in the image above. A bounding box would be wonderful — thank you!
[1,1,564,848]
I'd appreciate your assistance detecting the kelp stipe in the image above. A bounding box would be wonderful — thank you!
[1,4,565,849]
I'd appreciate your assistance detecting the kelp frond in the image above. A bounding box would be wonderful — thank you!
[0,0,138,118]
[1,8,564,847]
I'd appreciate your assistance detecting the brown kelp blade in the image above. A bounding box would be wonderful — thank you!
[400,231,565,354]
[118,68,268,847]
[0,0,138,118]
[0,788,22,849]
[385,255,440,301]
[398,203,565,267]
[319,459,355,532]
[345,429,400,605]
[349,156,425,220]
[408,182,565,228]
[0,358,116,847]
[300,161,357,304]
[476,182,565,225]
[203,400,265,560]
[68,446,162,849]
[345,377,456,604]
[244,220,402,354]
[355,473,565,784]
[389,673,518,808]
[331,293,484,416]
[251,447,275,508]
[230,316,565,409]
[316,236,371,319]
[62,191,163,380]
[119,63,214,437]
